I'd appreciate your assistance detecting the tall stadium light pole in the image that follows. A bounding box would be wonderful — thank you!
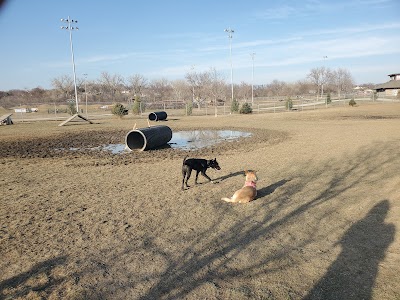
[250,52,255,105]
[321,55,328,98]
[190,65,195,103]
[224,27,234,102]
[83,73,88,117]
[61,17,79,113]
[322,55,328,107]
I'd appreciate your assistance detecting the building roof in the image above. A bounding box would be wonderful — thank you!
[374,80,400,90]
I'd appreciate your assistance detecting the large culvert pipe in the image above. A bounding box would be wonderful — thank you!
[148,111,167,121]
[125,125,172,151]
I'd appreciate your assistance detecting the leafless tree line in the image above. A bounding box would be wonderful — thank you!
[1,67,367,109]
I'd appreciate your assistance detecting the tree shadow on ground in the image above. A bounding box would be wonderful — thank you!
[0,256,68,299]
[36,140,399,299]
[129,141,399,299]
[257,179,290,198]
[304,200,395,300]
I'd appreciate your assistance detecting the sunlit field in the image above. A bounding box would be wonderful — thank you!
[1,102,399,299]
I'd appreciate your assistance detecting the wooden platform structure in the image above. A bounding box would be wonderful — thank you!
[58,113,93,126]
[0,113,13,125]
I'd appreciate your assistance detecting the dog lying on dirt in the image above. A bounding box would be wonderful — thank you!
[221,170,258,203]
[182,156,221,190]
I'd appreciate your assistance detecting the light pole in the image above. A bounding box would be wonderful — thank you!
[61,17,79,113]
[322,55,328,100]
[224,27,234,102]
[83,73,88,117]
[190,65,195,103]
[250,52,255,105]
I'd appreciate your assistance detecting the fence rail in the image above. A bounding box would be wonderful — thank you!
[6,96,400,121]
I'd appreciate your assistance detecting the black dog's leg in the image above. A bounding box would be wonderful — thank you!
[183,168,192,189]
[182,171,186,190]
[200,170,213,182]
[195,170,201,184]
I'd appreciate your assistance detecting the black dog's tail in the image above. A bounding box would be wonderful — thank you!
[182,155,188,165]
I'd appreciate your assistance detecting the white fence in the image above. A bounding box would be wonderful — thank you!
[7,96,399,121]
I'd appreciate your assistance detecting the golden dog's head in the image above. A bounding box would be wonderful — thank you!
[244,170,258,182]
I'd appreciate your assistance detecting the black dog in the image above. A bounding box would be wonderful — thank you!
[182,156,221,190]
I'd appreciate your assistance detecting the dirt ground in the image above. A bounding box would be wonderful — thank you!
[1,103,399,300]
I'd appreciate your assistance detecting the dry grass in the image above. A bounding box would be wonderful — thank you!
[1,102,399,299]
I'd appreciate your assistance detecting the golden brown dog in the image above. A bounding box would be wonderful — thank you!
[221,170,258,203]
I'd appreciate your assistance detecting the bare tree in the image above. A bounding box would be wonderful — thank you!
[98,72,124,102]
[185,69,211,109]
[307,67,331,99]
[51,75,74,101]
[185,69,203,108]
[147,78,172,102]
[294,80,314,95]
[0,90,21,108]
[205,68,226,106]
[171,79,190,101]
[267,79,287,97]
[253,84,268,97]
[331,68,354,99]
[127,74,147,98]
[237,82,252,102]
[30,87,46,99]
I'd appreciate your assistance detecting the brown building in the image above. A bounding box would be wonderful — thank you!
[374,73,400,96]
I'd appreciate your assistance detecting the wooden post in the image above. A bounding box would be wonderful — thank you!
[58,113,93,126]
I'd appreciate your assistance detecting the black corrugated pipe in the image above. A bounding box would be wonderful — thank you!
[148,111,167,121]
[125,125,172,151]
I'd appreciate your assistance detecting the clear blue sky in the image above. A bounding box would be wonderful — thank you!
[0,0,399,91]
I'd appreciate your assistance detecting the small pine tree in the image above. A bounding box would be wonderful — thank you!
[230,98,239,113]
[349,96,357,107]
[67,102,77,115]
[132,97,142,115]
[112,103,128,118]
[285,97,293,110]
[239,102,252,114]
[327,92,332,104]
[185,101,193,116]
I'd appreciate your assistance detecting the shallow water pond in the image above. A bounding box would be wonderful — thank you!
[60,130,251,154]
[94,144,128,154]
[169,130,252,150]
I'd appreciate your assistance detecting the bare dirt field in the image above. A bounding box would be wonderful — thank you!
[1,103,399,300]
